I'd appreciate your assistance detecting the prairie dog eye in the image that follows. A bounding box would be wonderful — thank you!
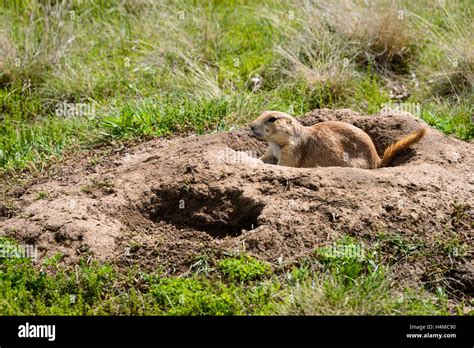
[267,117,277,123]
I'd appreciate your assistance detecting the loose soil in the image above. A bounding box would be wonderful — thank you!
[1,108,472,297]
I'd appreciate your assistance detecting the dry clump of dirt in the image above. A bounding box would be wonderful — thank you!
[1,108,473,296]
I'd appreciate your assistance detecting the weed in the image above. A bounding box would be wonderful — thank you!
[35,190,49,200]
[218,254,271,282]
[81,178,115,195]
[0,237,463,315]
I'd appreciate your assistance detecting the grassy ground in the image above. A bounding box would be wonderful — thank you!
[1,236,463,315]
[0,0,472,315]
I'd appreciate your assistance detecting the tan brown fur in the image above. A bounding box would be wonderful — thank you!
[250,111,426,169]
[380,127,426,167]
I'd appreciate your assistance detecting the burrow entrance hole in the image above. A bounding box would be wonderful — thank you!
[142,186,265,238]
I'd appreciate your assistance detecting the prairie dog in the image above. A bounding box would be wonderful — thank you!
[249,111,426,169]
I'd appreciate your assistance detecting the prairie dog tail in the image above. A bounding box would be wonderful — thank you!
[379,128,427,167]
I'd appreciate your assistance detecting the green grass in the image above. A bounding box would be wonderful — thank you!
[420,98,474,140]
[0,237,465,315]
[276,237,463,315]
[35,190,49,200]
[218,254,271,282]
[0,0,472,174]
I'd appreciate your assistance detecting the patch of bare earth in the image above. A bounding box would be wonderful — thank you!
[1,109,472,297]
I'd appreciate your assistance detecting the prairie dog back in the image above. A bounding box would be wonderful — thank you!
[250,111,426,169]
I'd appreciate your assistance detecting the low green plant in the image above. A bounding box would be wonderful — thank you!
[218,254,271,283]
[0,237,463,315]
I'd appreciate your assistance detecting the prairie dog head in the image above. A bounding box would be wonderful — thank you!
[250,111,302,145]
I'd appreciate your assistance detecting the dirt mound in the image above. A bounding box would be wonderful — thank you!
[1,109,473,295]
